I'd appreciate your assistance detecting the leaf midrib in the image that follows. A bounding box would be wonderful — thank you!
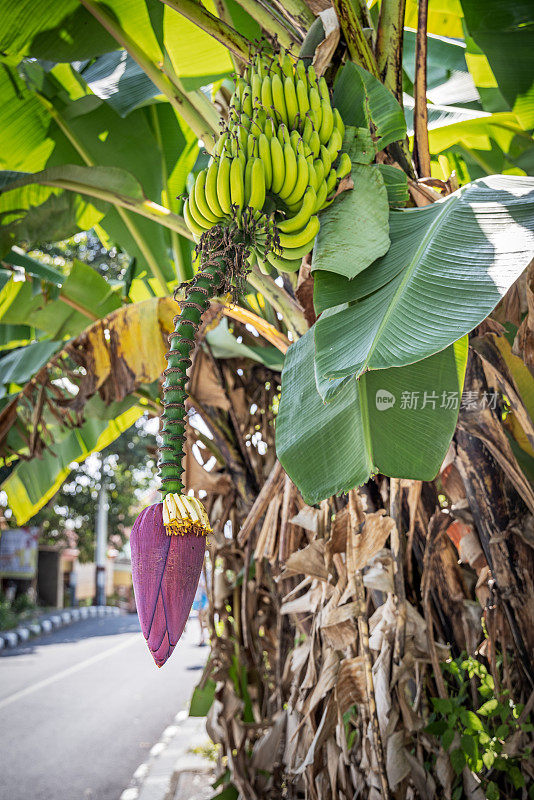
[356,193,461,376]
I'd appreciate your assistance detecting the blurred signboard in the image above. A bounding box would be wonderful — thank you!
[0,528,39,579]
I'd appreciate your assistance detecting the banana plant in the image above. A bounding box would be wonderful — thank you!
[0,0,533,523]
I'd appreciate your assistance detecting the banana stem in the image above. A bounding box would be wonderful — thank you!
[332,0,379,78]
[231,0,301,49]
[272,0,315,34]
[375,0,407,102]
[158,259,227,496]
[159,0,250,61]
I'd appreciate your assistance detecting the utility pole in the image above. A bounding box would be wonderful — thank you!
[95,483,108,606]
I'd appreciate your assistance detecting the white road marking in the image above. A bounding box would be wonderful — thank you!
[0,634,139,711]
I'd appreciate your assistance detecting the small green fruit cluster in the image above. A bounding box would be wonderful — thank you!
[184,52,350,274]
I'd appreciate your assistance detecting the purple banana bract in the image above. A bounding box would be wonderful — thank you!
[130,503,206,667]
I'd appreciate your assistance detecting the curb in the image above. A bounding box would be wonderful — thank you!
[0,605,121,649]
[120,710,214,800]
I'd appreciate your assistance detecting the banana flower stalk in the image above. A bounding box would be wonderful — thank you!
[130,494,211,667]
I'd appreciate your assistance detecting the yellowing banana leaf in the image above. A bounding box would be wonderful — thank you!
[276,329,468,504]
[404,0,464,38]
[314,176,534,383]
[77,296,176,394]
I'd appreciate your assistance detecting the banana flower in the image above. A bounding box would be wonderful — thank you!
[130,494,211,667]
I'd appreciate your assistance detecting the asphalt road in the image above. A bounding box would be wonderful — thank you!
[0,612,208,800]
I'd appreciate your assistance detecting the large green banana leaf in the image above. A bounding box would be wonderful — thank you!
[0,259,121,338]
[0,340,61,399]
[0,0,244,90]
[314,175,534,382]
[0,61,193,284]
[426,112,534,180]
[312,163,390,279]
[80,52,160,118]
[313,210,413,315]
[276,329,468,504]
[2,399,143,524]
[333,62,406,151]
[460,0,534,129]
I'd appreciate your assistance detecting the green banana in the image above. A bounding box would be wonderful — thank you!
[242,90,252,117]
[261,76,273,116]
[306,156,319,193]
[295,59,307,83]
[284,153,308,206]
[216,154,232,214]
[277,186,317,233]
[195,170,220,224]
[183,197,207,237]
[257,256,273,275]
[326,126,343,161]
[302,115,314,145]
[277,123,290,145]
[206,160,225,218]
[277,215,320,251]
[214,132,228,156]
[319,99,334,144]
[333,107,345,140]
[230,157,245,210]
[336,152,352,179]
[319,144,332,176]
[312,158,325,189]
[237,125,248,152]
[296,79,310,120]
[244,159,254,207]
[248,158,266,212]
[279,142,298,200]
[271,73,288,126]
[266,249,302,273]
[258,133,273,190]
[188,184,214,230]
[247,132,257,159]
[308,129,321,158]
[280,52,294,79]
[314,180,328,211]
[318,76,330,104]
[284,76,299,130]
[289,129,301,154]
[309,86,322,130]
[263,116,275,141]
[251,72,262,107]
[270,136,285,194]
[326,167,337,194]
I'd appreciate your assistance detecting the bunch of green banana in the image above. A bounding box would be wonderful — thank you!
[183,51,352,275]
